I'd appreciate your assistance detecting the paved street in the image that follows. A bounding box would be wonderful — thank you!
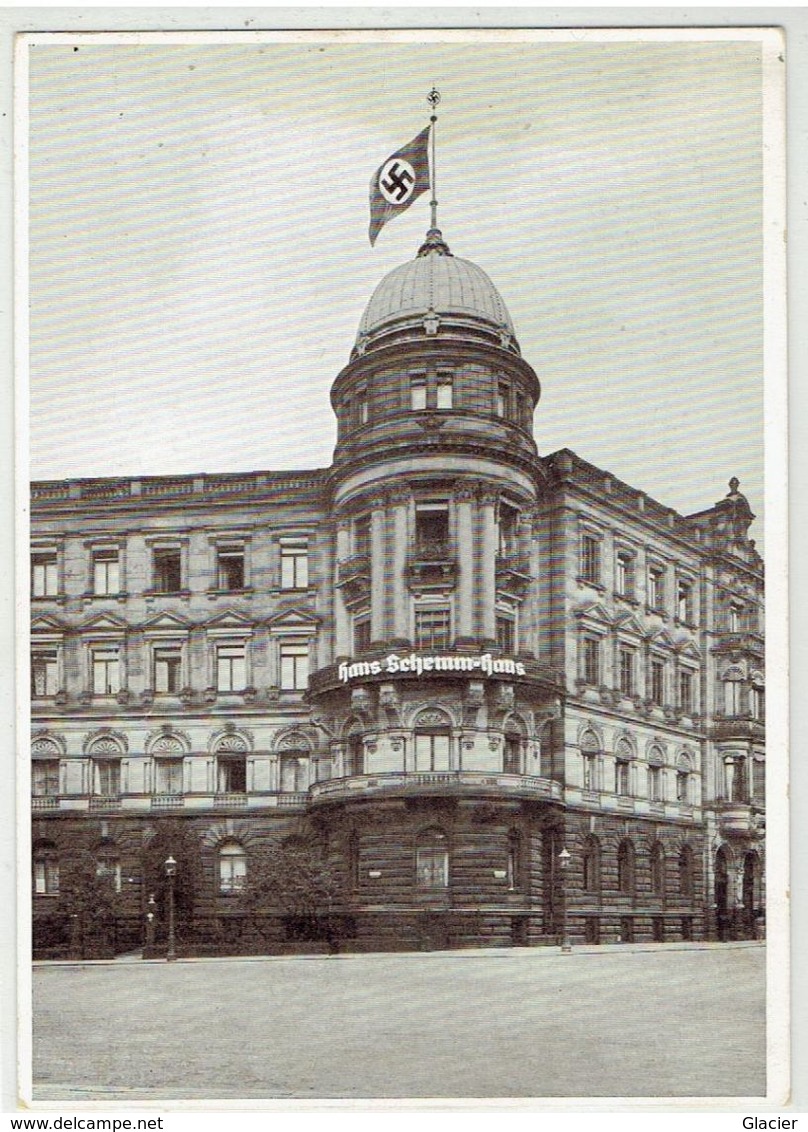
[32,943,765,1101]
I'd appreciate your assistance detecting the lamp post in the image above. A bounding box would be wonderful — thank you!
[164,856,177,962]
[145,893,156,957]
[558,846,572,954]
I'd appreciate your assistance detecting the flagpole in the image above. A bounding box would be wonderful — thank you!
[427,86,441,229]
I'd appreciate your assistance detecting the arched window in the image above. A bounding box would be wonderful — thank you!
[614,738,632,796]
[651,842,666,898]
[617,839,635,896]
[96,841,122,892]
[218,841,247,894]
[582,835,601,894]
[214,734,248,795]
[33,841,59,895]
[413,711,452,773]
[415,828,449,889]
[679,845,695,900]
[676,753,693,804]
[580,729,600,792]
[507,830,521,891]
[346,731,364,777]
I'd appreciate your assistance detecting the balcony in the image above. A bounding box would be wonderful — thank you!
[405,540,458,592]
[711,716,765,741]
[495,553,532,599]
[712,632,765,657]
[32,797,59,811]
[718,802,763,838]
[214,792,248,808]
[151,794,184,810]
[88,795,121,811]
[336,554,371,606]
[277,792,308,808]
[309,770,563,806]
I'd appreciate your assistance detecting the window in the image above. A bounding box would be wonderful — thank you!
[217,645,246,692]
[728,603,743,632]
[650,659,664,705]
[356,389,369,425]
[724,679,742,716]
[651,843,666,897]
[216,544,245,591]
[415,607,450,650]
[436,372,453,409]
[679,669,694,713]
[582,636,601,686]
[614,739,632,795]
[414,503,449,553]
[92,648,120,695]
[514,391,526,427]
[617,840,635,896]
[280,642,309,691]
[648,565,664,610]
[503,733,521,774]
[410,375,427,411]
[496,614,515,653]
[648,763,663,802]
[93,759,121,798]
[679,845,694,899]
[219,842,247,894]
[32,650,59,698]
[725,755,748,803]
[154,648,182,694]
[93,548,120,595]
[32,551,58,597]
[353,616,371,654]
[498,502,519,557]
[580,535,600,584]
[581,730,599,791]
[615,551,634,598]
[354,516,371,558]
[33,844,59,895]
[507,831,521,891]
[618,647,635,696]
[750,685,764,720]
[217,756,247,794]
[415,828,449,889]
[153,548,182,593]
[96,846,122,892]
[413,729,451,772]
[582,836,600,893]
[677,579,694,623]
[496,382,509,418]
[676,767,690,804]
[346,732,364,777]
[155,757,183,795]
[280,539,309,590]
[280,755,308,793]
[33,760,60,797]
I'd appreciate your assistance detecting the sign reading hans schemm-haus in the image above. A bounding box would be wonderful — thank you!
[337,653,528,683]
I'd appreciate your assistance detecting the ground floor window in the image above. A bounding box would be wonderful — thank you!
[219,841,247,894]
[33,843,59,895]
[416,828,449,889]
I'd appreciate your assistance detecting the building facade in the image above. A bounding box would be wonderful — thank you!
[30,227,765,956]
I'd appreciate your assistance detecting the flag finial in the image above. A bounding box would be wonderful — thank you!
[427,87,441,230]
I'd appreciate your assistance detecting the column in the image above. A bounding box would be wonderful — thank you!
[334,518,351,657]
[524,507,540,656]
[479,489,498,644]
[454,483,476,645]
[370,494,387,645]
[389,486,411,644]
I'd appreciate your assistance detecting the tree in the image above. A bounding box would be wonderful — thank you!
[59,850,120,958]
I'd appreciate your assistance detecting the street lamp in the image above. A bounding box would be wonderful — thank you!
[164,856,177,962]
[558,846,572,954]
[145,893,156,956]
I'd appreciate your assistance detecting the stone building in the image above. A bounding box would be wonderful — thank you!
[30,226,765,955]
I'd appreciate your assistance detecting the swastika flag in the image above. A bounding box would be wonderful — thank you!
[369,126,431,246]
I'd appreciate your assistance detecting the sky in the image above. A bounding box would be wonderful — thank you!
[26,32,766,534]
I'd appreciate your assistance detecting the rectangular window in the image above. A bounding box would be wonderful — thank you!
[216,544,245,591]
[496,382,509,418]
[415,607,450,651]
[750,685,764,720]
[280,540,309,590]
[514,391,525,427]
[92,648,120,695]
[728,603,743,632]
[676,770,689,804]
[410,375,427,411]
[354,516,371,558]
[724,680,742,716]
[581,535,600,584]
[648,765,662,802]
[356,389,369,425]
[650,660,664,705]
[32,552,58,597]
[155,758,183,795]
[615,760,630,796]
[280,642,309,691]
[414,503,449,553]
[615,552,634,598]
[34,860,59,896]
[154,648,182,694]
[353,617,371,655]
[414,732,451,772]
[582,637,600,686]
[31,650,59,698]
[582,754,596,791]
[33,760,60,797]
[679,669,694,713]
[496,615,515,653]
[217,757,246,794]
[498,502,519,557]
[153,548,182,593]
[217,645,246,692]
[648,566,664,610]
[93,549,120,595]
[94,759,121,797]
[677,579,694,623]
[436,372,453,409]
[619,647,635,696]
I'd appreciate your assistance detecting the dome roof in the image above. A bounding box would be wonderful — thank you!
[355,229,519,355]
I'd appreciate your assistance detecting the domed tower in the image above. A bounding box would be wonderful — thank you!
[309,228,565,952]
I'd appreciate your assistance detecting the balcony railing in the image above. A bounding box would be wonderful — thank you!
[214,792,248,808]
[32,796,59,810]
[406,540,457,590]
[277,792,308,807]
[310,770,563,805]
[718,802,760,837]
[151,794,184,809]
[88,795,121,811]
